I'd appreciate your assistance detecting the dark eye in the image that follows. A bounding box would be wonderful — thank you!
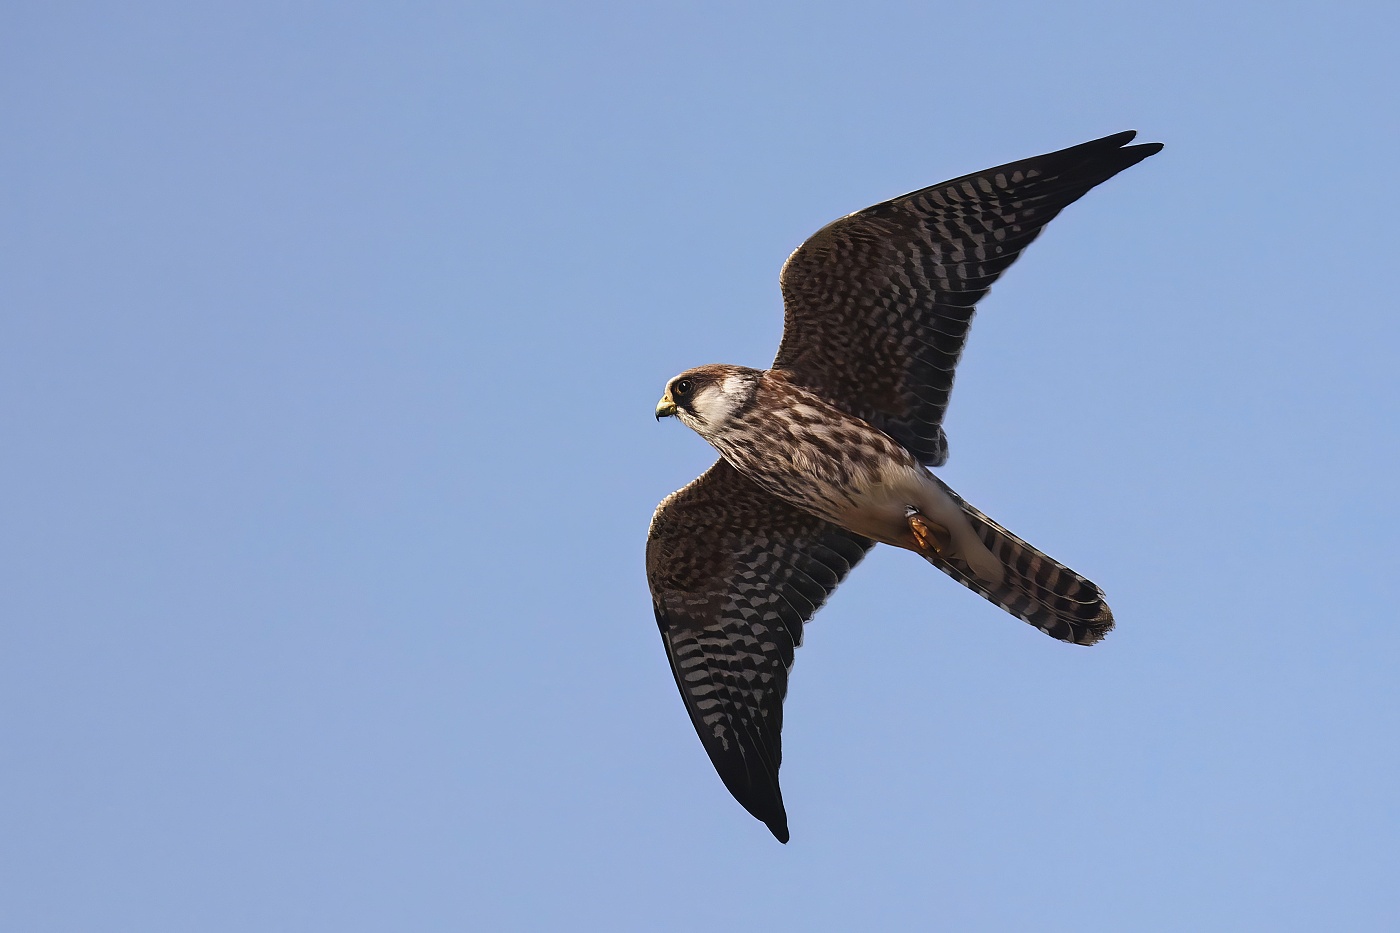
[674,378,694,397]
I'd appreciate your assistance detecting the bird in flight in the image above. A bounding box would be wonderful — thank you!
[648,131,1161,842]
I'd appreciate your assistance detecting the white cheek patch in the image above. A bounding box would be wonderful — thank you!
[688,381,744,431]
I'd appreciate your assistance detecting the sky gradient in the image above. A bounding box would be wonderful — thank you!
[3,2,1398,930]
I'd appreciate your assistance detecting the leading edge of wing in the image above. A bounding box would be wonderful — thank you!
[843,130,1162,224]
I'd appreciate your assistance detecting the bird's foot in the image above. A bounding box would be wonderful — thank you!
[907,511,952,558]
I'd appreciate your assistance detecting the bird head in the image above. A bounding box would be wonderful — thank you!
[656,364,761,436]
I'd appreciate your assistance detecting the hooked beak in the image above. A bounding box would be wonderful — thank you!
[655,395,677,421]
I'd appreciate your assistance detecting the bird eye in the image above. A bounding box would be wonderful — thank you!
[674,378,693,397]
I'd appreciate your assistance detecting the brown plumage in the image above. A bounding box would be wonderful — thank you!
[648,131,1161,842]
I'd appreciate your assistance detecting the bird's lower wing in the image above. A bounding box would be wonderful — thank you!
[646,459,873,842]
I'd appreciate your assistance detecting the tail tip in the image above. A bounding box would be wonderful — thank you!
[1068,606,1115,646]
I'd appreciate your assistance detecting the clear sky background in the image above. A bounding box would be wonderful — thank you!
[3,2,1397,930]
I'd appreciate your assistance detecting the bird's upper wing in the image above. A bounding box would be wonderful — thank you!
[646,459,873,842]
[774,130,1162,465]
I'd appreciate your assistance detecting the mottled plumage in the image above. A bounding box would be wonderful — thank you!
[648,131,1160,842]
[647,461,872,840]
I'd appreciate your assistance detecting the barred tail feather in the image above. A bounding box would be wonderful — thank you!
[934,497,1114,646]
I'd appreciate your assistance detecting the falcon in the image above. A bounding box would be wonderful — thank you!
[647,130,1161,842]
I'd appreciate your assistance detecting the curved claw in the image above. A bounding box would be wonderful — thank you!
[907,511,951,558]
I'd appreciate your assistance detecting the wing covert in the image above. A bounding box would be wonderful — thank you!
[775,130,1162,464]
[646,459,873,842]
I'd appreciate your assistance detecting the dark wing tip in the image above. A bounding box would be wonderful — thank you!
[1081,129,1161,150]
[1095,129,1139,146]
[1051,131,1162,191]
[712,752,791,843]
[1120,140,1164,164]
[1048,129,1162,169]
[1068,130,1163,170]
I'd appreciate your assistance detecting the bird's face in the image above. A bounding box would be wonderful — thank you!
[656,364,759,436]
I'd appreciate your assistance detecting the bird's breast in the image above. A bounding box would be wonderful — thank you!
[706,394,925,540]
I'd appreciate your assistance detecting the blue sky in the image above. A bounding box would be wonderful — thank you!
[3,2,1397,929]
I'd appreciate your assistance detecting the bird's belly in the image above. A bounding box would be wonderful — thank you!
[727,443,927,545]
[820,464,931,544]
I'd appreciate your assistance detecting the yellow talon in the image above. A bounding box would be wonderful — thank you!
[908,513,951,557]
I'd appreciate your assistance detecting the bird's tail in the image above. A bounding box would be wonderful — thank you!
[922,486,1114,646]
